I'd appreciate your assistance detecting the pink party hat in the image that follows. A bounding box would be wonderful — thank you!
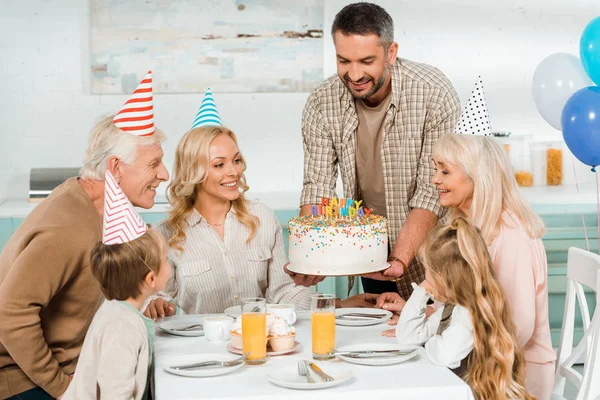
[102,170,147,245]
[113,71,155,136]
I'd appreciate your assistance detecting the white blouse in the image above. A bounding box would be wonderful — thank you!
[155,202,312,314]
[396,283,474,369]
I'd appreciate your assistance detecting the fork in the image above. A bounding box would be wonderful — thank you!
[171,352,250,370]
[169,323,203,332]
[297,360,315,383]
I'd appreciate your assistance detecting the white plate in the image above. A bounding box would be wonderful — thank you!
[335,308,392,326]
[336,343,420,366]
[224,305,242,318]
[162,353,244,377]
[286,262,389,277]
[267,363,353,390]
[159,319,204,337]
[227,341,302,356]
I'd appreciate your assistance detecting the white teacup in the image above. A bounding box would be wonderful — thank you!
[203,316,234,342]
[266,303,297,325]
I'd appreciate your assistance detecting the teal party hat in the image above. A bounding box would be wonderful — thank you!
[191,88,223,128]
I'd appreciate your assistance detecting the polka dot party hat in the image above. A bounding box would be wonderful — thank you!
[454,77,492,136]
[191,88,223,128]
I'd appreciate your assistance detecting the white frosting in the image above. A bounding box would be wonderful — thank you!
[288,215,388,275]
[269,316,296,337]
[231,313,276,335]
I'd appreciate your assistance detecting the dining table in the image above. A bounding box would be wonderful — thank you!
[153,311,475,400]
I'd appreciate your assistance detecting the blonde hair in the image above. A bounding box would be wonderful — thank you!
[418,218,533,400]
[80,115,166,180]
[432,134,545,244]
[91,229,164,300]
[165,125,259,251]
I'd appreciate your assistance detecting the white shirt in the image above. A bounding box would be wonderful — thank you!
[155,202,312,314]
[396,283,474,369]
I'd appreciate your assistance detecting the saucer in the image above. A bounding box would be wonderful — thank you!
[159,319,204,337]
[336,343,420,366]
[227,341,302,356]
[267,364,353,390]
[162,353,244,378]
[335,308,392,327]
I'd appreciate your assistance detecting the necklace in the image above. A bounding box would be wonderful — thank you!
[207,220,224,227]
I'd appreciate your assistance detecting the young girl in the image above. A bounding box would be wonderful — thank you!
[64,172,171,400]
[396,217,533,400]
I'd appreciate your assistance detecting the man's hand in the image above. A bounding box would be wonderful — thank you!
[283,263,326,287]
[338,293,378,308]
[375,291,406,326]
[143,298,176,320]
[361,260,404,281]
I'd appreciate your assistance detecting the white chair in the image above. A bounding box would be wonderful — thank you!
[552,247,600,400]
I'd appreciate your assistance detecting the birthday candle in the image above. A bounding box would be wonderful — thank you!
[364,208,373,217]
[353,200,363,209]
[325,205,332,217]
[357,207,365,217]
[331,197,338,207]
[311,205,318,215]
[348,206,356,217]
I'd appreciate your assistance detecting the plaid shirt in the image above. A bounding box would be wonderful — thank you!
[300,58,460,298]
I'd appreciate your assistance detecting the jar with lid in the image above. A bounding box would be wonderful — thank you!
[531,140,563,186]
[492,133,533,187]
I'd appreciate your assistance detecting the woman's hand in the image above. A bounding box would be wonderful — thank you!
[283,263,326,287]
[375,291,407,326]
[382,328,396,337]
[143,298,176,320]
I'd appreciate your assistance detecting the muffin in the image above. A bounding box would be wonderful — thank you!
[229,313,276,350]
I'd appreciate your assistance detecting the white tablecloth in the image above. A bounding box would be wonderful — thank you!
[153,313,474,400]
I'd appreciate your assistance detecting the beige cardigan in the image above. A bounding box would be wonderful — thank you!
[64,300,151,400]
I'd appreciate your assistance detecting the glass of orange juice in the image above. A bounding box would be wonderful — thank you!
[241,297,267,365]
[311,293,336,360]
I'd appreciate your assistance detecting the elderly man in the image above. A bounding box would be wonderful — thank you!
[0,73,169,400]
[287,2,460,297]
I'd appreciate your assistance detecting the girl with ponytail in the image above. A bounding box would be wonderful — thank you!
[396,217,533,400]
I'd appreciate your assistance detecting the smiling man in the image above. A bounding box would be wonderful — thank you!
[292,2,461,298]
[0,73,169,400]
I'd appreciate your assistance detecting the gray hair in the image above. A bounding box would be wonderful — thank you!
[331,2,394,49]
[80,115,166,180]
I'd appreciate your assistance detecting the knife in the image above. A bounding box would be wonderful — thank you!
[331,348,415,357]
[335,313,387,320]
[308,362,334,382]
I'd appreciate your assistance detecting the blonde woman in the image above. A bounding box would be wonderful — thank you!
[144,125,374,316]
[397,218,533,400]
[380,134,555,398]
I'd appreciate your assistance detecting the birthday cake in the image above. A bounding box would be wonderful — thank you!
[288,198,389,276]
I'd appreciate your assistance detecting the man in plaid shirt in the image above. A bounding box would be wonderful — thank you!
[287,2,460,300]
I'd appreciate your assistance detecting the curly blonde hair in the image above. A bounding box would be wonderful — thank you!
[165,126,258,251]
[418,218,533,400]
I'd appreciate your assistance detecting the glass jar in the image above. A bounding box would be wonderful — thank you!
[493,134,533,187]
[531,140,563,186]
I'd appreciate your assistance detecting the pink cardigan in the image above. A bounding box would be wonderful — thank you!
[487,213,556,365]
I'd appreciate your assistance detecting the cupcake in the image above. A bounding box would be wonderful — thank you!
[229,313,277,350]
[267,316,296,352]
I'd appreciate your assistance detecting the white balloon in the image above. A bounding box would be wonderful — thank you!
[532,53,594,130]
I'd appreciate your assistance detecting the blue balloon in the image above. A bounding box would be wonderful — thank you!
[562,86,600,167]
[581,17,600,86]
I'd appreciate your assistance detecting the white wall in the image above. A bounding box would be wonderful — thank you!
[0,0,598,201]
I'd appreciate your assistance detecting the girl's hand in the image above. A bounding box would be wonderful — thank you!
[375,291,406,325]
[144,298,176,320]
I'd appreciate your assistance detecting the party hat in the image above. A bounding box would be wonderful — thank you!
[191,88,222,128]
[102,170,147,245]
[113,71,155,136]
[454,77,492,136]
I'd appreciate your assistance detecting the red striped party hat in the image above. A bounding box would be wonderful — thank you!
[113,71,155,136]
[102,170,147,245]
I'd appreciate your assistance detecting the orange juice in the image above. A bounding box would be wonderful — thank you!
[242,313,266,363]
[312,311,335,356]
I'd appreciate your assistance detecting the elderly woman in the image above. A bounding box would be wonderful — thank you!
[144,121,375,317]
[379,133,555,399]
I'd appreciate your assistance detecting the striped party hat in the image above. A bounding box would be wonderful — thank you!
[454,77,492,136]
[113,71,155,136]
[102,170,147,245]
[191,88,222,128]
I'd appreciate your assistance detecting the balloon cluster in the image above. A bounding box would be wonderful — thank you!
[533,17,600,169]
